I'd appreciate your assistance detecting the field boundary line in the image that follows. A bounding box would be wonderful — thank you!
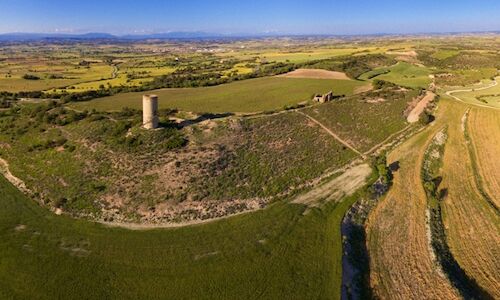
[296,111,366,159]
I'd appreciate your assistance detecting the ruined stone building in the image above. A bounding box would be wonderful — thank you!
[313,91,334,103]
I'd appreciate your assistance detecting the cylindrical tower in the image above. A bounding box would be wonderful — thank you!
[142,94,159,129]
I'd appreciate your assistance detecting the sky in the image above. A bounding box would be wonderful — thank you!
[0,0,499,35]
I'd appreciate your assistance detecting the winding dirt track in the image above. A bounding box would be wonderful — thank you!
[366,113,460,299]
[445,78,500,110]
[440,102,500,298]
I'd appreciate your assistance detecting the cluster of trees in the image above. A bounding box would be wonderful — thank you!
[22,74,40,80]
[373,154,393,186]
[372,79,398,90]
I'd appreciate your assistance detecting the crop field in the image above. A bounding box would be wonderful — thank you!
[359,62,432,89]
[366,97,500,299]
[0,172,367,299]
[0,62,114,92]
[439,101,500,298]
[70,77,368,113]
[1,36,500,299]
[366,110,460,299]
[467,108,500,207]
[216,47,383,63]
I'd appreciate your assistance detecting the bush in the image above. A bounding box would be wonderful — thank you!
[22,74,40,80]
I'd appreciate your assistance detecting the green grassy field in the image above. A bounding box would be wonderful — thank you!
[451,76,500,108]
[359,62,431,89]
[430,50,460,60]
[70,77,368,113]
[0,173,363,299]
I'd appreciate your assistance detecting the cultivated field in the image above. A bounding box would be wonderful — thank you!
[70,77,368,113]
[439,100,500,297]
[467,107,500,208]
[366,110,460,299]
[1,36,500,299]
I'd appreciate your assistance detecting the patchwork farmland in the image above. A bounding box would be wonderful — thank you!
[0,34,499,299]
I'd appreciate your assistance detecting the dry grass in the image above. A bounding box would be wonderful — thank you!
[366,116,460,299]
[467,107,500,208]
[440,101,500,298]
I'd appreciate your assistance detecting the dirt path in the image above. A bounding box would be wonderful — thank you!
[296,111,366,158]
[111,65,118,79]
[0,158,30,194]
[445,79,500,110]
[292,164,371,206]
[407,91,435,123]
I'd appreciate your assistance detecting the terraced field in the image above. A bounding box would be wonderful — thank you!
[440,102,500,297]
[71,77,368,113]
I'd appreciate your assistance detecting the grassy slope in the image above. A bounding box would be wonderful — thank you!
[0,173,363,299]
[70,77,367,113]
[359,62,431,89]
[300,90,416,153]
[452,76,500,108]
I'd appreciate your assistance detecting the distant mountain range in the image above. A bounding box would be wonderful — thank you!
[0,31,499,42]
[0,31,234,42]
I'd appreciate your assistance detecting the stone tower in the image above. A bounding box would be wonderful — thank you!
[142,94,159,129]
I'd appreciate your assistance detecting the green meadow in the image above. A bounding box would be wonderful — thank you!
[359,62,432,89]
[71,77,368,113]
[0,174,365,299]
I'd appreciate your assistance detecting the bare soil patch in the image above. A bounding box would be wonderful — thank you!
[292,164,371,206]
[407,91,436,123]
[279,69,351,80]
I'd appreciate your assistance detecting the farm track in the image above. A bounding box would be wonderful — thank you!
[366,110,460,299]
[440,101,500,298]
